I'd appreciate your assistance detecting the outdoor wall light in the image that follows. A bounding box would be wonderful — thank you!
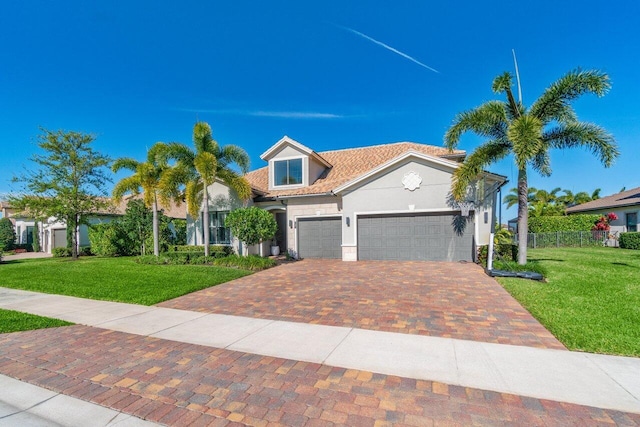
[289,219,293,229]
[484,212,489,224]
[345,216,350,227]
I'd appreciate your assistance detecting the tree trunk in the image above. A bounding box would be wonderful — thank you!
[517,168,528,265]
[203,182,210,257]
[152,197,160,257]
[71,214,79,260]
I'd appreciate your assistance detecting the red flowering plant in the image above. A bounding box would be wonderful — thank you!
[592,212,618,231]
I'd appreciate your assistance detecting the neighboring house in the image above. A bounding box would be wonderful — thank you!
[1,196,186,254]
[188,136,507,262]
[566,186,640,234]
[1,201,36,246]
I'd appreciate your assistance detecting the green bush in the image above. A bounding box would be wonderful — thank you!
[213,255,277,271]
[14,243,33,252]
[619,232,640,250]
[89,223,125,256]
[0,218,16,251]
[477,243,517,267]
[167,245,233,257]
[79,246,93,256]
[528,215,600,233]
[134,253,277,271]
[52,247,72,257]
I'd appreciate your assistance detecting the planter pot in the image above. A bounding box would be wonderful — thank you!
[270,246,280,256]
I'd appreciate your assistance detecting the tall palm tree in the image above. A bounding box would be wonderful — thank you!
[165,122,251,257]
[445,69,618,264]
[112,143,181,256]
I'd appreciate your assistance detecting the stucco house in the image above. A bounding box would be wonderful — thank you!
[1,196,186,254]
[566,186,640,234]
[187,136,507,262]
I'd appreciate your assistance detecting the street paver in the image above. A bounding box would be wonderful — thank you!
[159,259,565,349]
[2,325,639,426]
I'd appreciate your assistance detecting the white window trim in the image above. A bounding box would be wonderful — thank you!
[270,155,306,189]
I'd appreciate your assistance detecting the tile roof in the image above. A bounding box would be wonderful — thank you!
[566,186,640,213]
[245,142,465,197]
[0,195,187,219]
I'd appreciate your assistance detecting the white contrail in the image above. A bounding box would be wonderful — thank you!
[339,25,439,73]
[176,108,343,119]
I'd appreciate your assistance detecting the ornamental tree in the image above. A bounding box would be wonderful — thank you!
[225,207,277,257]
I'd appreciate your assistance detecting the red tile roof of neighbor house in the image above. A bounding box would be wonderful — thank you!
[245,142,465,197]
[107,194,187,219]
[566,186,640,213]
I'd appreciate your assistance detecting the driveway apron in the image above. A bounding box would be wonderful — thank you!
[160,259,564,350]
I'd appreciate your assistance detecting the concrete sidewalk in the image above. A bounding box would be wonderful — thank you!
[1,287,639,415]
[0,374,159,426]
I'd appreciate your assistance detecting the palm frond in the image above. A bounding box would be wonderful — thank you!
[112,158,140,173]
[217,169,252,201]
[219,144,251,174]
[508,115,544,170]
[112,176,141,202]
[444,101,508,149]
[193,122,216,154]
[544,122,618,167]
[185,180,203,219]
[451,141,510,200]
[530,69,611,123]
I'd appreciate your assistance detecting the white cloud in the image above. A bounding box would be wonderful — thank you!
[338,25,439,74]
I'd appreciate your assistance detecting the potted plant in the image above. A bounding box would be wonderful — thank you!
[270,230,282,256]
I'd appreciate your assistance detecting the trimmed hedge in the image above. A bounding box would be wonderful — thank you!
[528,214,600,233]
[619,232,640,250]
[135,253,277,271]
[167,245,234,256]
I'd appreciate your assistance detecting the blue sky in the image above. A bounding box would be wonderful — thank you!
[2,1,639,221]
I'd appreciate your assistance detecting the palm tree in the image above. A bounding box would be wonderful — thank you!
[445,69,618,264]
[112,143,182,256]
[166,122,251,257]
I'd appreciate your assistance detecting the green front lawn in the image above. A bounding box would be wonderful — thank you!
[0,257,251,305]
[0,309,72,333]
[498,247,640,357]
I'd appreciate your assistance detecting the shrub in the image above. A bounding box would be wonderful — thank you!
[167,245,233,257]
[89,223,124,256]
[529,214,600,233]
[52,247,72,257]
[213,255,277,271]
[619,232,640,250]
[14,243,33,252]
[225,207,277,253]
[79,246,93,256]
[0,218,16,251]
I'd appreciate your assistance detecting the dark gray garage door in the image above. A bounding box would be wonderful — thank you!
[358,213,474,261]
[298,217,342,259]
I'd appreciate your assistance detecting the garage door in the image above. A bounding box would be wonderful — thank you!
[298,217,342,259]
[53,228,68,249]
[358,213,474,261]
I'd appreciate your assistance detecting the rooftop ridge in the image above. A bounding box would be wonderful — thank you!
[318,141,464,155]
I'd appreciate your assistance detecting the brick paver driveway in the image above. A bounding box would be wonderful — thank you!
[2,326,635,426]
[160,260,563,350]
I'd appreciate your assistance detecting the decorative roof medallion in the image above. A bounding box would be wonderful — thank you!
[402,171,422,191]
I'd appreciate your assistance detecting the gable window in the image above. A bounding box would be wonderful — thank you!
[202,211,231,245]
[626,212,637,232]
[274,158,303,186]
